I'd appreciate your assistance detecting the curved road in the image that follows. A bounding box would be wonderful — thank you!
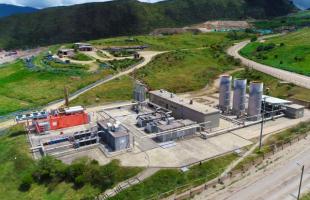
[227,40,310,89]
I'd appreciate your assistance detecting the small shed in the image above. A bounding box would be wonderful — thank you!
[284,104,305,119]
[57,49,74,57]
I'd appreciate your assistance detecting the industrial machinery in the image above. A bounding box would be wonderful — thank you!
[232,79,247,117]
[219,75,232,113]
[248,82,264,121]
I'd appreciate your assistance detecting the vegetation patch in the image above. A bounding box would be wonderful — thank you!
[71,76,134,107]
[0,60,112,116]
[240,28,310,76]
[109,153,238,200]
[0,125,142,200]
[232,68,310,102]
[71,52,93,61]
[107,58,142,71]
[133,48,238,93]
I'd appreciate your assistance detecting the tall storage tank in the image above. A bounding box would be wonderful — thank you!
[232,79,247,117]
[133,81,146,102]
[219,75,232,113]
[248,82,263,121]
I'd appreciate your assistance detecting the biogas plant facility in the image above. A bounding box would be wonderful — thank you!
[16,76,309,168]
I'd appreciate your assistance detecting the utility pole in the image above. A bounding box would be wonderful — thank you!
[297,165,304,200]
[64,86,69,107]
[259,97,266,150]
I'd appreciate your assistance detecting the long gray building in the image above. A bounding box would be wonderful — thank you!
[149,90,220,128]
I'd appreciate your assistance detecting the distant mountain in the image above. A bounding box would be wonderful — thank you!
[0,0,295,49]
[0,4,38,18]
[293,0,310,10]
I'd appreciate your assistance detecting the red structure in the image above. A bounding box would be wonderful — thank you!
[33,106,89,133]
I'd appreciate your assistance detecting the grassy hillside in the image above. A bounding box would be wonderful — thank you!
[0,4,38,18]
[240,28,310,76]
[0,0,294,49]
[253,10,310,29]
[0,124,142,200]
[91,32,229,51]
[72,32,242,106]
[232,68,310,101]
[0,60,112,116]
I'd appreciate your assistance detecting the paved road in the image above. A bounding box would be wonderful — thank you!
[227,40,310,89]
[194,138,310,200]
[222,140,310,200]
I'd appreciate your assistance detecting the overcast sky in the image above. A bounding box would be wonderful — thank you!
[0,0,161,9]
[0,0,309,9]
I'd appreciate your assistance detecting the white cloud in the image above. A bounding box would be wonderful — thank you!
[0,0,162,9]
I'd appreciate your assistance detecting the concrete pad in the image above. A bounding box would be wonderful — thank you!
[59,148,112,165]
[114,133,252,168]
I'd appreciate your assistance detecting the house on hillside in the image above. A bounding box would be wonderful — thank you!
[74,43,93,51]
[57,49,74,57]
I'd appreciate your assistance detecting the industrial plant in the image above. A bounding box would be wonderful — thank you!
[16,77,306,165]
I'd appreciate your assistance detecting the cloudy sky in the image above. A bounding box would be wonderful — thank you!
[0,0,161,9]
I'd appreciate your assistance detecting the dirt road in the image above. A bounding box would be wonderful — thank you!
[194,136,310,200]
[0,51,164,131]
[227,40,310,89]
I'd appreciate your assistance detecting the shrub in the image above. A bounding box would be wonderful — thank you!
[251,36,258,42]
[19,173,33,191]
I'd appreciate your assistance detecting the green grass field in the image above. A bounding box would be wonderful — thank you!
[70,76,134,106]
[73,47,239,106]
[253,10,310,29]
[0,125,142,200]
[240,28,310,76]
[71,52,93,61]
[109,153,238,200]
[91,32,232,51]
[0,61,112,116]
[232,68,310,102]
[134,49,236,93]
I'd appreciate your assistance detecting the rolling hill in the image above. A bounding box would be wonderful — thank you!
[0,0,295,49]
[293,0,310,10]
[0,4,38,18]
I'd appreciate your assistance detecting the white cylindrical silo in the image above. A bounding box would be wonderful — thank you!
[248,81,263,121]
[219,75,232,113]
[232,79,247,117]
[133,81,146,102]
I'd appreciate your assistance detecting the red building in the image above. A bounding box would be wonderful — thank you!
[33,106,89,133]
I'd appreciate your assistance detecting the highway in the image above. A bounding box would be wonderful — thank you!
[227,40,310,89]
[194,138,310,200]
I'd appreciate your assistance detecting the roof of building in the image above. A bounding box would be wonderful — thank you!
[285,104,305,110]
[262,95,292,105]
[97,120,129,137]
[58,49,74,52]
[149,90,220,115]
[157,119,197,131]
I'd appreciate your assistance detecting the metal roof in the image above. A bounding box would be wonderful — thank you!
[285,104,305,109]
[262,95,292,105]
[149,90,220,115]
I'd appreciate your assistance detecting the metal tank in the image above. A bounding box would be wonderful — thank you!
[219,75,232,113]
[232,79,247,117]
[248,81,264,121]
[133,81,146,102]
